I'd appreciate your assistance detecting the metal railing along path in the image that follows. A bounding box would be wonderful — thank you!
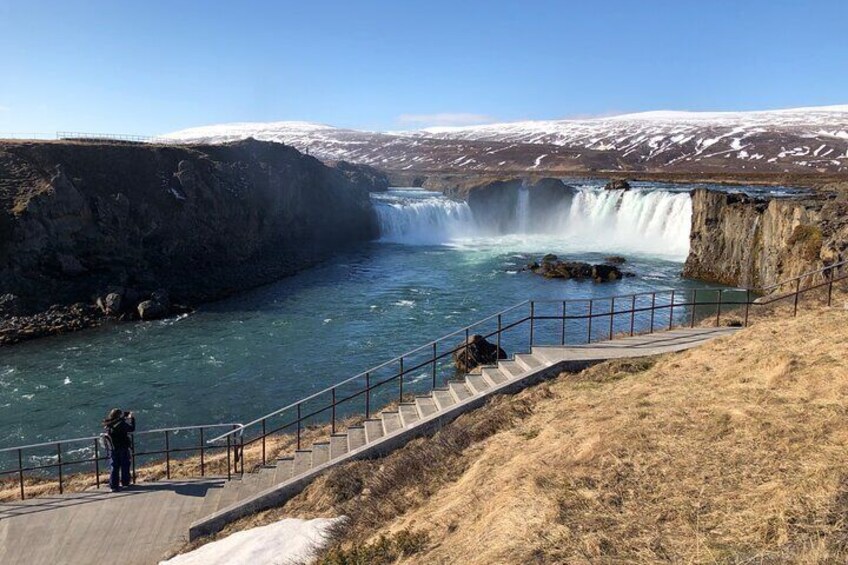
[0,423,242,500]
[2,259,845,500]
[207,259,848,473]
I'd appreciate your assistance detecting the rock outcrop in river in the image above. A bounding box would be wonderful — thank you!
[683,188,848,290]
[0,138,380,343]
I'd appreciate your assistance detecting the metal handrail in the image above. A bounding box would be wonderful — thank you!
[760,259,848,292]
[0,423,242,454]
[207,300,532,443]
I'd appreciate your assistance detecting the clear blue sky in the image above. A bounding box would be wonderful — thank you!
[1,0,846,134]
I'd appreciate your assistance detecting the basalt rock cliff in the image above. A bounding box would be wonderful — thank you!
[0,139,379,335]
[683,188,848,290]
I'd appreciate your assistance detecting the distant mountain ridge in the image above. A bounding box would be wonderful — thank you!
[163,105,848,175]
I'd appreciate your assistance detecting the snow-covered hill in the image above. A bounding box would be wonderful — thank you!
[162,105,848,174]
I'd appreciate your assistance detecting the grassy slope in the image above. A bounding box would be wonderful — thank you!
[188,297,848,564]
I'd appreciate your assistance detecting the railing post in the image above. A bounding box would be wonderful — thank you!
[465,328,470,372]
[131,435,137,484]
[239,433,245,475]
[630,295,636,336]
[296,402,302,450]
[587,300,594,343]
[331,389,337,434]
[56,443,63,494]
[744,289,751,327]
[262,419,267,465]
[199,428,205,477]
[793,277,801,316]
[18,448,24,500]
[497,315,502,358]
[827,268,834,307]
[94,439,101,489]
[690,289,697,328]
[529,301,535,348]
[561,301,566,345]
[399,357,404,402]
[365,373,371,419]
[608,297,615,340]
[669,290,675,330]
[432,343,437,388]
[715,290,722,327]
[226,435,232,481]
[649,293,656,333]
[164,430,171,480]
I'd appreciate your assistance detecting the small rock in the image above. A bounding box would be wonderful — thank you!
[604,179,631,191]
[137,300,168,321]
[605,255,627,265]
[453,334,507,373]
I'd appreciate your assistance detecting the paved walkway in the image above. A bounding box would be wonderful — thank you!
[0,326,737,565]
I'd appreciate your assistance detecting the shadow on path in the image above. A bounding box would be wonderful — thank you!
[0,478,225,521]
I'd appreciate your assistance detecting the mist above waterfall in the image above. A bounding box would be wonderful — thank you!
[372,185,693,259]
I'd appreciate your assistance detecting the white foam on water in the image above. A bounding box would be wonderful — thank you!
[372,186,692,260]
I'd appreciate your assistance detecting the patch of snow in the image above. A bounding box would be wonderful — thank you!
[532,154,547,168]
[159,517,343,565]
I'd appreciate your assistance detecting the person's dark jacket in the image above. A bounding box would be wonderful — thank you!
[107,416,135,450]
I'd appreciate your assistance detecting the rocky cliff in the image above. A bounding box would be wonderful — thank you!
[0,139,379,340]
[683,189,848,290]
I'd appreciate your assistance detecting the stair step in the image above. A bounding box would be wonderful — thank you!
[254,468,277,491]
[312,442,330,467]
[293,450,313,476]
[415,396,438,418]
[448,381,472,402]
[482,367,509,385]
[194,481,226,519]
[381,411,403,435]
[273,457,294,484]
[329,434,349,459]
[465,374,492,394]
[398,403,420,426]
[498,360,524,378]
[515,353,544,372]
[347,426,367,451]
[364,419,384,443]
[432,388,456,410]
[214,477,245,512]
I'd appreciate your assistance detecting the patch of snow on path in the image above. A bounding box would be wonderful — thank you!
[159,517,343,565]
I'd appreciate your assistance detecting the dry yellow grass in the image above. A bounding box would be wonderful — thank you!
[207,292,848,564]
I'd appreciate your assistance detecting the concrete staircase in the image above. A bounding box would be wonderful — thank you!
[188,348,558,538]
[188,327,739,539]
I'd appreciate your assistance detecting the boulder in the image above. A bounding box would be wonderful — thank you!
[101,292,123,315]
[453,334,507,373]
[605,255,627,265]
[604,179,631,191]
[530,255,625,283]
[137,300,168,321]
[591,264,623,282]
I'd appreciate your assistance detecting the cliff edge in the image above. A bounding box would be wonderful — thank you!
[0,138,379,342]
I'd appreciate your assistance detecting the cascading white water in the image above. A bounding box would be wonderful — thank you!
[516,185,530,233]
[372,188,474,244]
[557,188,692,258]
[371,186,692,258]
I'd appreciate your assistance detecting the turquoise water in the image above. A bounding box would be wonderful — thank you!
[0,184,734,452]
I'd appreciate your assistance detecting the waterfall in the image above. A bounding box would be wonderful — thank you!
[372,186,692,258]
[516,184,530,233]
[372,188,474,244]
[558,187,693,257]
